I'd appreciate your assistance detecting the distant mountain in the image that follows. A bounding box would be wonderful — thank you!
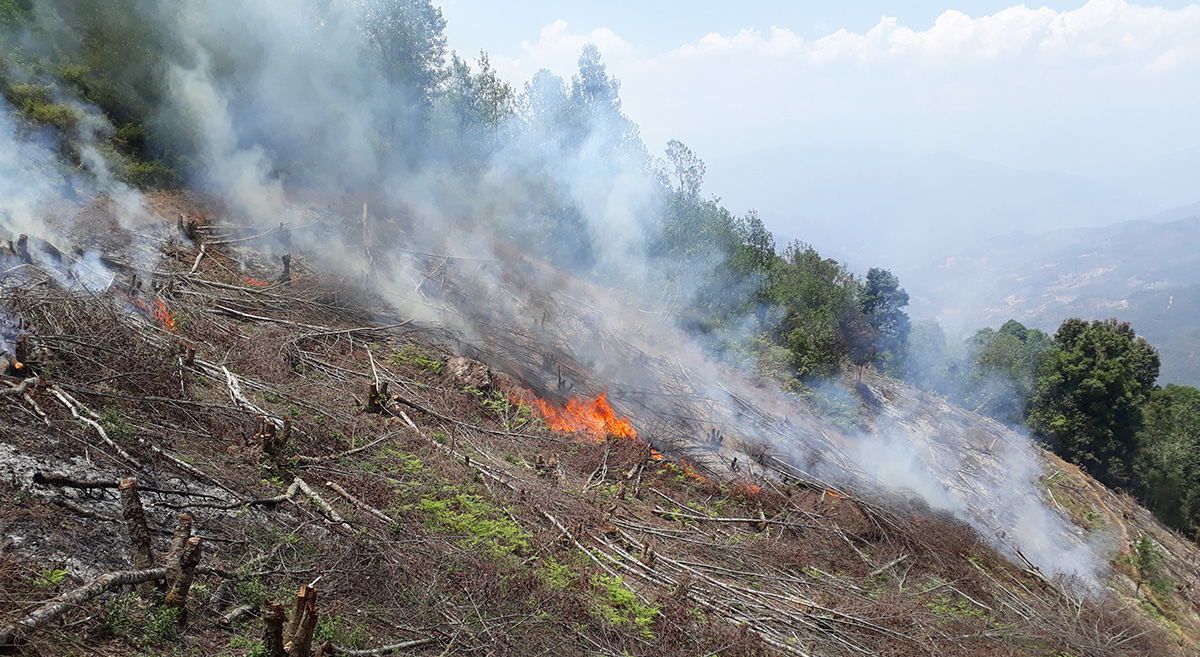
[906,207,1200,387]
[706,145,1167,272]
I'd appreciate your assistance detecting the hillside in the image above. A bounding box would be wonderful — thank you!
[3,193,1200,656]
[906,210,1200,386]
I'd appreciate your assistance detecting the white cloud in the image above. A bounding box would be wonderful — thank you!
[486,1,1200,179]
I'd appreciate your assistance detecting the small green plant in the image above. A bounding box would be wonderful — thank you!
[590,574,659,639]
[540,557,574,591]
[1133,536,1175,599]
[95,594,138,640]
[417,493,529,558]
[141,606,181,645]
[389,344,443,373]
[315,614,371,649]
[34,567,69,587]
[100,406,136,441]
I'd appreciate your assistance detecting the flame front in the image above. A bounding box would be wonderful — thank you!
[517,390,637,441]
[111,287,177,331]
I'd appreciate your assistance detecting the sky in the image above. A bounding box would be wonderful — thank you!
[439,1,1200,267]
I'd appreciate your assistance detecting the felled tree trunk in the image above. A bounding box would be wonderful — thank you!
[118,479,156,590]
[163,537,203,615]
[263,602,287,657]
[0,568,167,652]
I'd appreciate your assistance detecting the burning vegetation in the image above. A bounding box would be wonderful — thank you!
[513,389,639,441]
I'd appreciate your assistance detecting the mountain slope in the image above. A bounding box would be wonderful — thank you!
[2,193,1198,656]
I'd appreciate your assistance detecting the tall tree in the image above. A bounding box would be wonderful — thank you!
[960,320,1054,425]
[857,268,910,372]
[358,0,448,157]
[1028,318,1160,484]
[1134,384,1200,539]
[663,139,705,200]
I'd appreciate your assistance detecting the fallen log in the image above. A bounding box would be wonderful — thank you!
[0,568,167,651]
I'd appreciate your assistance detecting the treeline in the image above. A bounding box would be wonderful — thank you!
[907,317,1200,541]
[649,142,910,385]
[0,0,913,391]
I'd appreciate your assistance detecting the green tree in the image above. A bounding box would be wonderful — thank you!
[1028,318,1160,484]
[903,319,957,394]
[857,268,910,373]
[1133,384,1200,539]
[960,320,1054,425]
[358,0,448,157]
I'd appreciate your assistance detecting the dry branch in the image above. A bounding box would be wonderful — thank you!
[325,481,392,524]
[0,376,37,396]
[49,386,144,469]
[327,637,440,656]
[294,477,351,530]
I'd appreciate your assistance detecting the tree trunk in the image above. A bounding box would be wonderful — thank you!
[118,478,156,593]
[263,602,287,657]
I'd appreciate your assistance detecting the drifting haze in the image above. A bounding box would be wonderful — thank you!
[0,0,1118,585]
[447,0,1200,270]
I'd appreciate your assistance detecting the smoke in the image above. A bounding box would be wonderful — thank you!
[0,0,1111,589]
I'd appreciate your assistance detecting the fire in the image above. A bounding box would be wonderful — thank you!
[111,287,177,331]
[517,390,637,441]
[244,277,271,287]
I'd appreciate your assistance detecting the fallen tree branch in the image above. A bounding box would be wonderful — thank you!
[48,386,143,470]
[0,376,38,396]
[294,477,350,530]
[0,568,167,650]
[325,481,392,524]
[33,472,225,500]
[328,636,440,656]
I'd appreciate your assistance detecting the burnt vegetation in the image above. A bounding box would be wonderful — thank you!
[0,198,1189,656]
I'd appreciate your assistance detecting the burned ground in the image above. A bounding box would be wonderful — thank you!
[0,193,1196,656]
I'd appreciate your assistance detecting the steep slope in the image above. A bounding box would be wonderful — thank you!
[1,193,1198,656]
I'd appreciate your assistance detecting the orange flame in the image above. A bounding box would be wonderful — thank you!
[244,277,271,287]
[517,390,637,441]
[111,288,177,331]
[661,459,706,483]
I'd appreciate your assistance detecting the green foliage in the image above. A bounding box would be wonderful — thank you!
[315,614,371,650]
[417,493,529,558]
[590,574,659,639]
[34,567,68,587]
[141,606,181,645]
[539,557,575,591]
[1134,384,1200,539]
[856,268,910,373]
[388,344,443,373]
[1133,536,1175,600]
[100,406,136,441]
[962,320,1054,425]
[1028,318,1160,485]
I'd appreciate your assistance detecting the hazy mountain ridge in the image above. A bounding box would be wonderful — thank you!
[707,145,1167,271]
[908,210,1200,386]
